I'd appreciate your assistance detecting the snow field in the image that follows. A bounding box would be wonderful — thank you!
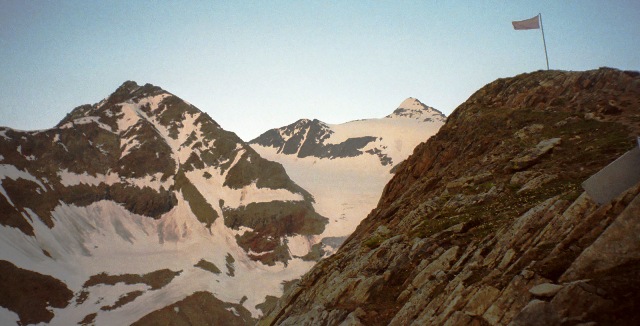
[0,195,319,325]
[253,114,443,240]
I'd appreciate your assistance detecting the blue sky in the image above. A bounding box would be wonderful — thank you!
[1,1,639,140]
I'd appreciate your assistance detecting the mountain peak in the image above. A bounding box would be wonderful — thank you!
[106,81,165,105]
[117,80,140,92]
[55,81,188,134]
[386,97,446,122]
[398,97,424,109]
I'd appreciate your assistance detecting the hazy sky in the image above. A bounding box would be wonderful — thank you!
[1,1,639,141]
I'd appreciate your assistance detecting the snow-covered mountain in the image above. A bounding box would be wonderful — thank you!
[250,98,445,247]
[0,81,327,325]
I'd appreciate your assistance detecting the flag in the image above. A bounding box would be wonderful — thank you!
[512,15,540,30]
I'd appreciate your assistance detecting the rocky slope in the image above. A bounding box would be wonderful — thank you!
[0,81,327,325]
[250,98,445,250]
[261,68,640,325]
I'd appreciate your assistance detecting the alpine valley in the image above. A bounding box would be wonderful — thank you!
[250,98,445,247]
[0,82,444,325]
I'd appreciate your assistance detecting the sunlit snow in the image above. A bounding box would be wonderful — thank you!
[252,98,444,241]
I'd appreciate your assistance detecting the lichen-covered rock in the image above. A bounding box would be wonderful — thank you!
[509,300,560,326]
[517,173,557,193]
[561,191,640,281]
[528,283,563,297]
[509,138,562,171]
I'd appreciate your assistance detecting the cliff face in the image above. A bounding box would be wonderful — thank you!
[262,68,640,325]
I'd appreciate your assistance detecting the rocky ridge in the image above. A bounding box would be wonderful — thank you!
[251,97,445,164]
[385,97,446,122]
[262,68,640,325]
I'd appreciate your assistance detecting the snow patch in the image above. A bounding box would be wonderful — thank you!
[120,138,141,159]
[58,169,112,187]
[215,145,244,174]
[58,169,171,192]
[58,116,114,132]
[0,164,47,191]
[226,182,304,209]
[140,93,170,112]
[0,307,19,325]
[230,225,254,237]
[227,307,240,317]
[287,235,316,257]
[0,185,14,207]
[116,102,143,133]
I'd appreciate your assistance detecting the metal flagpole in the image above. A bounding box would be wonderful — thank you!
[539,13,550,70]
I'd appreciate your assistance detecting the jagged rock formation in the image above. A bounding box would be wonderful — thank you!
[250,98,445,250]
[0,81,327,325]
[262,68,640,325]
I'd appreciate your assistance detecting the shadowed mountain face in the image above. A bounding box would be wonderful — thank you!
[262,68,640,326]
[0,81,327,325]
[252,118,382,161]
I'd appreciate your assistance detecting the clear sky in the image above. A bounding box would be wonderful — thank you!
[1,1,639,141]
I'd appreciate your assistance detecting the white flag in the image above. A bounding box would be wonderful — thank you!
[512,15,540,30]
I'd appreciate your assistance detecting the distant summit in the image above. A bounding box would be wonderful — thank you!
[386,97,446,122]
[250,100,445,248]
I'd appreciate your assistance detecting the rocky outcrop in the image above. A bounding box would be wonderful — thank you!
[262,68,640,325]
[251,118,382,161]
[132,291,254,326]
[0,260,73,325]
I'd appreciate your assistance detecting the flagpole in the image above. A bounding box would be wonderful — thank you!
[539,13,550,70]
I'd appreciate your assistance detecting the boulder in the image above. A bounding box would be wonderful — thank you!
[509,138,562,171]
[528,283,563,298]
